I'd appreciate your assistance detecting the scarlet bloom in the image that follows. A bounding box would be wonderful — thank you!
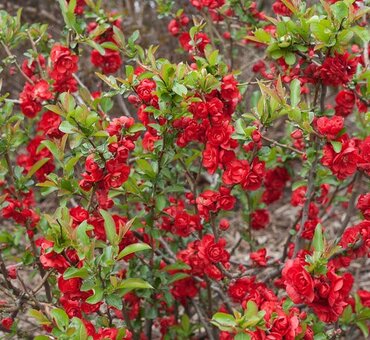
[316,116,344,140]
[335,90,355,117]
[70,206,89,226]
[38,239,70,273]
[358,136,370,176]
[242,158,265,190]
[104,159,130,189]
[179,32,210,54]
[320,53,357,86]
[291,186,307,207]
[272,0,292,16]
[136,79,156,103]
[202,143,219,174]
[309,270,353,322]
[1,317,13,330]
[58,276,82,294]
[221,74,241,103]
[250,248,267,267]
[321,136,359,180]
[33,80,53,101]
[219,218,230,231]
[198,234,229,264]
[250,209,270,230]
[90,49,122,74]
[37,111,63,138]
[282,259,314,304]
[222,159,249,185]
[228,277,254,302]
[357,193,370,220]
[50,44,78,78]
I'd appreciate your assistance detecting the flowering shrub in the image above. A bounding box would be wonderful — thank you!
[0,0,370,339]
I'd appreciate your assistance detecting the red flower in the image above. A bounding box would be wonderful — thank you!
[222,159,250,185]
[179,32,210,54]
[104,159,130,188]
[171,277,198,301]
[37,111,63,138]
[334,90,355,117]
[95,328,118,340]
[358,289,370,308]
[250,248,267,267]
[219,218,230,231]
[198,234,229,264]
[221,75,241,103]
[202,143,219,174]
[218,186,236,211]
[58,276,81,294]
[291,186,307,207]
[70,206,89,226]
[358,136,370,176]
[321,137,359,180]
[90,49,122,74]
[357,193,370,220]
[33,80,53,101]
[320,53,358,86]
[268,310,300,340]
[228,277,254,302]
[242,158,265,190]
[50,44,78,78]
[39,239,70,273]
[316,116,344,140]
[136,79,156,103]
[282,259,314,304]
[272,0,292,16]
[309,270,353,322]
[1,317,13,330]
[250,209,270,230]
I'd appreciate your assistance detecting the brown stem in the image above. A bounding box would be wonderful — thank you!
[1,41,35,85]
[261,135,304,155]
[338,172,362,236]
[293,140,320,258]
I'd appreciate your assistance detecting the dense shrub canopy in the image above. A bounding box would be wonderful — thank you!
[0,0,369,339]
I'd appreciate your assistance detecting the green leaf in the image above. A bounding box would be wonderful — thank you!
[86,40,106,55]
[28,309,51,325]
[51,308,69,330]
[356,320,369,338]
[352,26,370,44]
[245,300,259,318]
[254,29,271,43]
[331,1,349,23]
[235,334,251,340]
[312,223,324,253]
[284,52,296,65]
[290,79,301,107]
[288,108,301,122]
[136,159,156,178]
[119,278,153,290]
[330,141,342,153]
[59,120,78,134]
[86,287,104,304]
[172,82,188,97]
[168,272,189,284]
[117,243,152,260]
[155,195,167,212]
[63,267,89,280]
[26,158,50,179]
[211,312,237,329]
[162,262,191,272]
[100,209,117,245]
[106,293,123,309]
